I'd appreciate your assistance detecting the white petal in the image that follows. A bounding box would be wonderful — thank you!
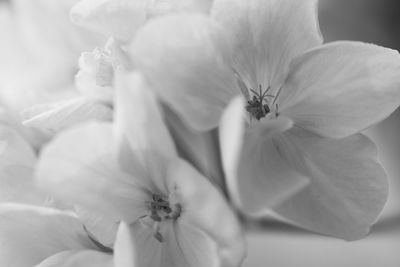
[220,98,309,213]
[129,14,238,131]
[280,41,400,138]
[114,71,178,193]
[35,250,112,267]
[11,0,103,63]
[164,107,225,189]
[115,71,177,163]
[36,122,148,223]
[0,203,95,267]
[113,222,136,267]
[0,125,46,204]
[74,206,118,247]
[167,159,246,267]
[70,0,146,42]
[174,222,220,267]
[147,0,213,17]
[22,97,113,133]
[212,0,322,91]
[115,220,217,267]
[273,128,388,240]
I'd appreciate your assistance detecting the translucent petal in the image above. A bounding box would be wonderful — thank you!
[35,250,112,267]
[219,98,309,213]
[212,0,322,92]
[70,0,146,42]
[129,14,238,131]
[36,122,148,223]
[0,125,45,204]
[22,97,112,133]
[164,106,225,189]
[273,128,388,240]
[0,203,95,267]
[280,41,400,138]
[167,159,246,267]
[114,71,177,193]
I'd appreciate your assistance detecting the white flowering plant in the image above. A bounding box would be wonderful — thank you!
[0,0,400,266]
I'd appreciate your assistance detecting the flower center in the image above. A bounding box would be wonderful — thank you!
[147,194,182,242]
[245,85,275,120]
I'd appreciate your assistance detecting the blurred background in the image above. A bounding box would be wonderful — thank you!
[246,1,400,266]
[0,0,399,266]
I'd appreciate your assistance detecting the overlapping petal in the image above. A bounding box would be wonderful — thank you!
[147,0,214,17]
[114,72,177,173]
[164,106,225,189]
[0,125,45,204]
[167,159,246,267]
[0,203,95,267]
[219,97,309,213]
[35,250,112,267]
[70,0,146,42]
[272,128,388,240]
[22,97,113,133]
[129,14,238,131]
[212,0,322,91]
[36,122,148,223]
[280,41,400,138]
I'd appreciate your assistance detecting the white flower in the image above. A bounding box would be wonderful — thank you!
[19,0,213,134]
[0,1,104,114]
[126,0,400,239]
[36,72,245,267]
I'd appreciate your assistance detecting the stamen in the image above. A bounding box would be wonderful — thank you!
[246,85,274,120]
[147,194,182,243]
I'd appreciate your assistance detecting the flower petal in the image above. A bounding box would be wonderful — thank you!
[114,71,179,193]
[35,250,112,267]
[74,206,118,247]
[70,0,146,42]
[115,220,219,267]
[0,203,95,267]
[164,106,225,189]
[211,0,322,91]
[113,222,136,267]
[273,128,388,240]
[36,122,148,224]
[220,97,309,213]
[147,0,214,17]
[0,125,46,204]
[129,14,238,131]
[22,97,113,133]
[280,41,400,138]
[115,71,177,166]
[174,222,221,267]
[167,159,246,267]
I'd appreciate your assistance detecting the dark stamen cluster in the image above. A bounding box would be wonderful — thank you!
[149,194,182,243]
[245,85,274,120]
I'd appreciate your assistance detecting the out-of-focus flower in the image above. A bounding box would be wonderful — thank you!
[19,0,214,134]
[0,0,104,113]
[20,0,226,188]
[70,0,214,43]
[127,0,400,240]
[36,72,245,266]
